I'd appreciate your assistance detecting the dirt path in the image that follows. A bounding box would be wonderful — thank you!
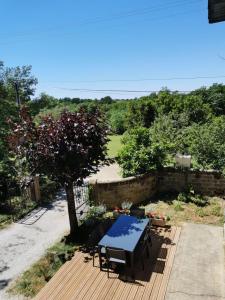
[0,192,69,299]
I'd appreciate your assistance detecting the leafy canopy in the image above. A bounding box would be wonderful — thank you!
[9,107,110,185]
[117,127,166,177]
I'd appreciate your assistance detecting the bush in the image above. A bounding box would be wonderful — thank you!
[82,205,107,226]
[39,177,60,203]
[173,200,184,211]
[177,189,208,207]
[117,127,166,177]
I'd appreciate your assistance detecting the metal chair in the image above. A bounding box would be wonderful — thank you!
[90,219,114,267]
[141,229,152,270]
[106,247,127,278]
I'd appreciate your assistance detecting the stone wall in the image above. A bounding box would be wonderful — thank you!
[90,168,225,208]
[89,174,157,209]
[157,168,225,196]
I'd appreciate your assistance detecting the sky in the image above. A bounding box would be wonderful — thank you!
[0,0,225,99]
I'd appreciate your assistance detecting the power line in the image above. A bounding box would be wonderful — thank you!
[54,87,191,94]
[42,75,225,84]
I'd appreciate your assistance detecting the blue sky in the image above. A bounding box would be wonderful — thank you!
[0,0,225,99]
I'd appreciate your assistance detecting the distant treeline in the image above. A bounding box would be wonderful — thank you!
[29,83,225,135]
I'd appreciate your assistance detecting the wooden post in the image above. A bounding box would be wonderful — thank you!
[33,175,41,203]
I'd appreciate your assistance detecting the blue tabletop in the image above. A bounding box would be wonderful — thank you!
[98,215,149,252]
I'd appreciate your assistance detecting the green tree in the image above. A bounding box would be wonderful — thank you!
[117,127,165,177]
[1,62,37,103]
[126,99,155,129]
[29,93,58,116]
[185,117,225,171]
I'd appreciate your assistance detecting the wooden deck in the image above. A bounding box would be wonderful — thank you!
[34,226,181,300]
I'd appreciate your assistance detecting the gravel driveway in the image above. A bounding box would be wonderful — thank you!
[0,192,70,300]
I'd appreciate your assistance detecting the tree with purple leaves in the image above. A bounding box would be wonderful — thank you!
[8,106,109,236]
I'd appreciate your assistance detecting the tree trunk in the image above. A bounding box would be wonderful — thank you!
[65,181,79,236]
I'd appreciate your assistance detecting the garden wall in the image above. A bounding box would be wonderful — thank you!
[89,174,157,209]
[157,168,225,195]
[89,168,225,208]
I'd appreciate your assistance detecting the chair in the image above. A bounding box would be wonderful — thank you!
[89,219,114,267]
[141,229,152,270]
[130,207,145,218]
[106,247,127,278]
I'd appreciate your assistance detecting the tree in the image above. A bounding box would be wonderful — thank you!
[29,93,58,116]
[100,96,113,104]
[1,62,38,103]
[126,99,155,129]
[184,117,225,171]
[8,107,109,236]
[117,127,165,177]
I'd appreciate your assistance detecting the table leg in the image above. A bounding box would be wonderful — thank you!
[130,252,134,279]
[98,247,102,271]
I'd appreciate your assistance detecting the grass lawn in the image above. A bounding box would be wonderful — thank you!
[107,135,123,158]
[143,195,224,227]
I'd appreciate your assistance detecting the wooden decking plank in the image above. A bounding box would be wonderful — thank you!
[66,261,101,300]
[34,252,83,300]
[82,270,106,300]
[76,268,104,300]
[149,226,177,300]
[117,282,134,300]
[88,271,115,300]
[97,272,119,300]
[46,252,85,300]
[34,261,71,300]
[58,258,99,300]
[104,276,121,300]
[125,284,139,300]
[156,227,181,300]
[108,279,128,300]
[46,252,88,300]
[34,226,181,300]
[142,226,174,300]
[46,254,93,300]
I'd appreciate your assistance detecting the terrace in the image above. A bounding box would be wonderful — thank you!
[34,226,181,300]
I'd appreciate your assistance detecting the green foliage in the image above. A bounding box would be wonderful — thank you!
[172,200,184,211]
[82,205,107,226]
[126,99,155,129]
[184,117,225,171]
[1,62,38,103]
[177,189,208,207]
[0,61,37,205]
[29,93,58,116]
[109,109,126,134]
[39,177,60,203]
[117,127,166,177]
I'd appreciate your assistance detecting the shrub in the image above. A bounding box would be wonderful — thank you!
[39,177,60,203]
[83,205,107,226]
[177,189,208,207]
[173,200,184,211]
[117,127,166,177]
